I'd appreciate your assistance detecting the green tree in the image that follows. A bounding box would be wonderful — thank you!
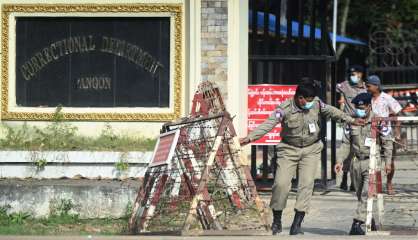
[337,0,418,57]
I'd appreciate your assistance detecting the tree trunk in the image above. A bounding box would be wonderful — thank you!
[336,0,351,58]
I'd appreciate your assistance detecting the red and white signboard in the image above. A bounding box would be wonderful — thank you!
[149,130,180,167]
[248,84,297,145]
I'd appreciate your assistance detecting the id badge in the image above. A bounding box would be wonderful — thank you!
[308,123,316,133]
[364,137,373,147]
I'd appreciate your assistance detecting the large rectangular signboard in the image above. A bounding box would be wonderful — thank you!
[247,85,297,145]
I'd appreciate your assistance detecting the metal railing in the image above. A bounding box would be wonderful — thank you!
[366,116,418,234]
[249,0,337,188]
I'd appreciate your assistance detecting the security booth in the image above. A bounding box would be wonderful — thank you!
[248,0,349,190]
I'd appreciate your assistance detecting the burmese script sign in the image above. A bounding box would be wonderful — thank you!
[247,85,297,145]
[15,17,170,108]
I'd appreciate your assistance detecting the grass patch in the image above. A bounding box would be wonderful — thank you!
[0,215,129,235]
[0,107,156,152]
[0,203,130,235]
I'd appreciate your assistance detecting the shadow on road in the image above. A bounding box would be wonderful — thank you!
[302,227,348,235]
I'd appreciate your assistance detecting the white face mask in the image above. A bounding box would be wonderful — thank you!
[350,75,359,84]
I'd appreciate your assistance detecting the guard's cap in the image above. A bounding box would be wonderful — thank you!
[351,92,372,105]
[348,65,364,73]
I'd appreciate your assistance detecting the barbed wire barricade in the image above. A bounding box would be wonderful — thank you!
[368,29,417,68]
[366,116,418,235]
[128,82,269,235]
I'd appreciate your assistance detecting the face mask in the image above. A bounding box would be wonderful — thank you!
[350,75,359,84]
[302,101,314,110]
[355,108,366,118]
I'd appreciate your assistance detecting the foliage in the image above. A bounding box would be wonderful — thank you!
[332,0,418,59]
[115,160,129,172]
[115,152,130,172]
[9,212,31,224]
[123,201,133,219]
[0,201,128,235]
[0,108,156,152]
[0,204,31,225]
[0,204,11,221]
[341,0,417,43]
[0,204,128,235]
[33,158,48,170]
[49,198,76,217]
[0,123,32,149]
[32,106,78,150]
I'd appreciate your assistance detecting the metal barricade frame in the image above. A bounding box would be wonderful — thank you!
[366,116,418,235]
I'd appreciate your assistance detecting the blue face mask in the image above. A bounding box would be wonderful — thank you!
[302,101,314,110]
[350,75,359,84]
[355,108,366,118]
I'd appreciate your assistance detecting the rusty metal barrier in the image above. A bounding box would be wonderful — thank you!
[128,82,269,235]
[366,116,418,235]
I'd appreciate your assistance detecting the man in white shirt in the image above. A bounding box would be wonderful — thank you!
[366,75,402,195]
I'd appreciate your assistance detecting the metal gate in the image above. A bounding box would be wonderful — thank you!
[249,0,338,189]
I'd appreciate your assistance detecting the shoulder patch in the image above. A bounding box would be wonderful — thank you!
[318,99,326,108]
[274,108,285,120]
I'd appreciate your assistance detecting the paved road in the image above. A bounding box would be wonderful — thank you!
[259,153,418,236]
[1,235,418,240]
[2,185,417,239]
[0,236,417,240]
[1,153,416,239]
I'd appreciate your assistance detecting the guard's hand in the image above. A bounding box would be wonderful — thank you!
[385,163,392,174]
[239,137,250,146]
[352,118,366,126]
[334,163,343,174]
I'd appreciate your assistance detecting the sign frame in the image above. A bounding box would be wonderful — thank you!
[0,4,183,122]
[247,84,297,145]
[149,129,180,168]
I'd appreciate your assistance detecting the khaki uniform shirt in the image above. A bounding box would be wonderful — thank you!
[336,81,367,116]
[346,113,393,164]
[247,97,355,148]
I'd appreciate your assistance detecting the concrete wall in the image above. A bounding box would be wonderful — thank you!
[199,0,249,140]
[0,151,152,179]
[0,0,252,164]
[0,179,140,218]
[0,0,253,220]
[201,0,228,99]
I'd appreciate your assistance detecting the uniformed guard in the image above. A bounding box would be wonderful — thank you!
[336,65,367,191]
[334,92,393,235]
[240,80,365,235]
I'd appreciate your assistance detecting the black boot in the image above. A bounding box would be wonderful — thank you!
[271,210,282,235]
[340,172,348,190]
[349,219,365,235]
[289,209,305,235]
[371,218,377,231]
[349,183,356,192]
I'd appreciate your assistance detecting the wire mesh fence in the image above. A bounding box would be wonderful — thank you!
[393,118,418,155]
[366,116,418,234]
[128,82,269,235]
